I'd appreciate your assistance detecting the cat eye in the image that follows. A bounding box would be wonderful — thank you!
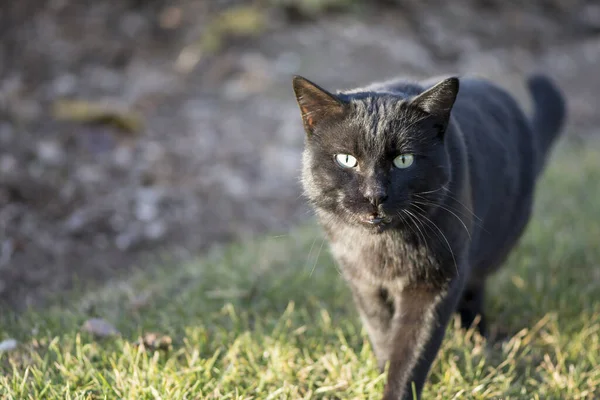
[393,154,414,169]
[335,154,358,169]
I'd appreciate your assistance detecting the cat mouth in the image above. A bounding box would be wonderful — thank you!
[361,213,392,226]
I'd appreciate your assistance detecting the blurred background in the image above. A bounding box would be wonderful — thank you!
[0,0,598,309]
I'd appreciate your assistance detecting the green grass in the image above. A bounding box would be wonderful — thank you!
[1,138,600,399]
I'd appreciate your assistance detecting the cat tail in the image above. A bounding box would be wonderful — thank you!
[527,74,567,175]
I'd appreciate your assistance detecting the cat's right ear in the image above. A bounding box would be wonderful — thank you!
[410,77,459,122]
[292,76,346,135]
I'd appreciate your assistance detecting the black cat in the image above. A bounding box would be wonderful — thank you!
[292,73,566,399]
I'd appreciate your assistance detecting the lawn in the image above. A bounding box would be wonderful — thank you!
[1,138,599,399]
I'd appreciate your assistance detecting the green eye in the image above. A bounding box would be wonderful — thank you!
[335,154,358,168]
[393,154,414,169]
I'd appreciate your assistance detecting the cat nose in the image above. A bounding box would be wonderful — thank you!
[365,189,388,206]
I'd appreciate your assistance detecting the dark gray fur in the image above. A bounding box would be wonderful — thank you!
[292,73,566,399]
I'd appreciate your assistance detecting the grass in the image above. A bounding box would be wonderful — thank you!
[1,138,600,399]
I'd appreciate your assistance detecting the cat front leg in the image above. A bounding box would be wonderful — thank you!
[348,283,396,370]
[383,279,462,400]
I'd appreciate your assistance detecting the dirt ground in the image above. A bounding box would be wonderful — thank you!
[1,0,599,309]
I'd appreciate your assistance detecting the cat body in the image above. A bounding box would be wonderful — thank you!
[293,72,566,399]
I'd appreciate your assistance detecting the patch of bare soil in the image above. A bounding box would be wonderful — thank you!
[0,0,599,309]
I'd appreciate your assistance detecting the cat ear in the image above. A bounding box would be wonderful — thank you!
[410,77,459,121]
[292,76,346,134]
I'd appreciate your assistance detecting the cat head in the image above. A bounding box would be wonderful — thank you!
[293,75,459,232]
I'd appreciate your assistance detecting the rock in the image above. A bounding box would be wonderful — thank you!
[159,6,183,29]
[222,171,250,197]
[76,165,104,184]
[113,146,134,168]
[115,230,140,251]
[36,141,64,166]
[577,4,600,32]
[64,207,119,237]
[0,239,15,267]
[0,154,17,174]
[51,74,78,96]
[82,318,119,337]
[136,202,159,222]
[143,141,164,163]
[86,67,124,93]
[0,122,13,144]
[0,339,17,352]
[65,210,92,234]
[144,220,167,241]
[11,98,42,122]
[135,188,162,222]
[120,12,147,39]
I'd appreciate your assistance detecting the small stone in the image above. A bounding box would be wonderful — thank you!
[64,210,88,234]
[76,165,104,184]
[82,318,119,337]
[115,230,140,251]
[109,214,127,232]
[37,141,64,165]
[144,221,166,240]
[159,6,183,29]
[0,122,13,143]
[113,146,134,167]
[120,12,147,39]
[136,202,158,222]
[135,188,162,221]
[0,239,15,267]
[578,5,600,31]
[175,46,203,73]
[143,142,164,163]
[0,155,17,174]
[52,74,78,96]
[0,339,17,352]
[13,98,42,121]
[222,172,250,197]
[87,67,123,92]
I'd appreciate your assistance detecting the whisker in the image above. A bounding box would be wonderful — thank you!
[404,209,431,242]
[408,205,459,276]
[400,209,429,252]
[414,192,483,222]
[306,235,319,271]
[310,237,326,277]
[411,200,472,239]
[412,196,487,231]
[412,185,449,196]
[413,192,478,219]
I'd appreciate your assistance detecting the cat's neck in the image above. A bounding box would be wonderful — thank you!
[316,200,465,288]
[317,210,434,284]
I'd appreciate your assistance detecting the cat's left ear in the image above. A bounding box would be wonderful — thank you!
[293,76,346,135]
[410,77,459,125]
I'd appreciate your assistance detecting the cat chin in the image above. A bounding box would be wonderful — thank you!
[362,223,393,234]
